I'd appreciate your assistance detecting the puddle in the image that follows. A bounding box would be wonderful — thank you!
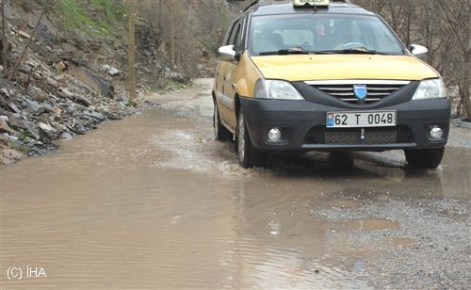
[345,217,400,231]
[389,237,420,247]
[1,82,470,288]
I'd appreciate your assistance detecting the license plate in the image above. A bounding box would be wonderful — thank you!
[326,111,396,128]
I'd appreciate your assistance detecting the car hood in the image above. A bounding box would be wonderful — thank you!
[250,54,439,81]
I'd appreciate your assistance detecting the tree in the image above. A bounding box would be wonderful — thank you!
[434,0,471,117]
[128,0,136,105]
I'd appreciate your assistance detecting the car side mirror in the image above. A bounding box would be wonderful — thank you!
[410,44,428,59]
[217,45,236,61]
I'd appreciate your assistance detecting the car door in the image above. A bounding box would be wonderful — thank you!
[218,18,244,131]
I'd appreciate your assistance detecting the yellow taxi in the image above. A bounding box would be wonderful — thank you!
[212,0,450,169]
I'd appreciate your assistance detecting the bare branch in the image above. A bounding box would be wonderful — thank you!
[7,0,51,82]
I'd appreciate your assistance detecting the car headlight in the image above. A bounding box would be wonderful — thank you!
[412,78,447,100]
[254,79,304,100]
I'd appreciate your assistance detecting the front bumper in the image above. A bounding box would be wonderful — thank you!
[240,97,451,151]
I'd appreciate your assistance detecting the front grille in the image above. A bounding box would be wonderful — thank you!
[304,126,414,145]
[305,80,410,104]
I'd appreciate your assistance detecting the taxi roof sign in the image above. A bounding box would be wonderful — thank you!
[292,0,330,6]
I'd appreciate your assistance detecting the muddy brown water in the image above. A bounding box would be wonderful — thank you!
[1,89,470,289]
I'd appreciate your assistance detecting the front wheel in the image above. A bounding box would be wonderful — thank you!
[404,148,445,169]
[236,110,266,168]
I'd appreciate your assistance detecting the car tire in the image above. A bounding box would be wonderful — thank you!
[404,148,445,169]
[214,102,232,142]
[236,110,266,168]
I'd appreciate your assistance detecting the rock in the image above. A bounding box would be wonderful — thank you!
[452,118,471,129]
[52,106,62,115]
[18,64,32,74]
[8,102,21,114]
[54,50,77,61]
[169,71,186,82]
[38,122,56,133]
[74,95,92,107]
[58,88,92,106]
[36,24,53,47]
[67,63,114,98]
[60,132,73,140]
[0,133,9,144]
[84,110,105,121]
[101,109,122,120]
[23,99,53,115]
[8,116,40,139]
[102,64,120,76]
[18,30,30,39]
[8,115,31,130]
[59,88,74,98]
[1,148,25,165]
[46,77,58,87]
[55,61,66,72]
[0,117,13,133]
[29,86,48,102]
[113,94,128,103]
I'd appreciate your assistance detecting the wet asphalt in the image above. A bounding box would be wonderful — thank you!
[1,79,470,289]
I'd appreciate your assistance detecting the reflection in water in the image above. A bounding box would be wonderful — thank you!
[1,106,470,289]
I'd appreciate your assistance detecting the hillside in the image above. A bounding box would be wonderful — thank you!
[0,0,238,164]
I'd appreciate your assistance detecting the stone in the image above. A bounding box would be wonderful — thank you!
[74,95,92,107]
[7,102,21,114]
[84,110,105,121]
[101,110,122,120]
[60,132,73,140]
[55,61,66,72]
[0,117,13,133]
[102,64,120,76]
[8,116,30,130]
[18,64,32,74]
[1,148,25,164]
[29,86,48,102]
[23,99,53,115]
[67,63,114,98]
[0,133,9,144]
[18,30,30,39]
[59,88,74,98]
[38,122,56,132]
[46,77,58,87]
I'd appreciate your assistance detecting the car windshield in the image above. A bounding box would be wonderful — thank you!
[249,13,405,56]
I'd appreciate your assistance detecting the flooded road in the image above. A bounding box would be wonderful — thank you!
[1,79,470,289]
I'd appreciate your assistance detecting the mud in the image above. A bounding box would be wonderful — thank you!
[1,79,470,289]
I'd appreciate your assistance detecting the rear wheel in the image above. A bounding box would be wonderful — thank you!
[213,102,232,142]
[404,148,445,169]
[236,110,266,168]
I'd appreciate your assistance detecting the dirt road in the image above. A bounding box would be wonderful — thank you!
[1,79,470,289]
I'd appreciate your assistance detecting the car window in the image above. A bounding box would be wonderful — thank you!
[249,14,405,55]
[227,21,242,50]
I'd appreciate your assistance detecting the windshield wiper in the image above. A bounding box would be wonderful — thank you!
[259,47,310,56]
[315,47,379,54]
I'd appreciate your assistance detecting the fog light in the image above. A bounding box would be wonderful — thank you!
[268,128,282,142]
[430,126,443,140]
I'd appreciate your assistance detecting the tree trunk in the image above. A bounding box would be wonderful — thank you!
[2,0,7,78]
[128,0,136,105]
[461,50,471,118]
[170,6,175,65]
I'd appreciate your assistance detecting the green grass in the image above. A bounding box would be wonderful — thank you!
[53,0,127,35]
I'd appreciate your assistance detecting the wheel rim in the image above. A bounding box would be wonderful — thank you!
[238,114,246,162]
